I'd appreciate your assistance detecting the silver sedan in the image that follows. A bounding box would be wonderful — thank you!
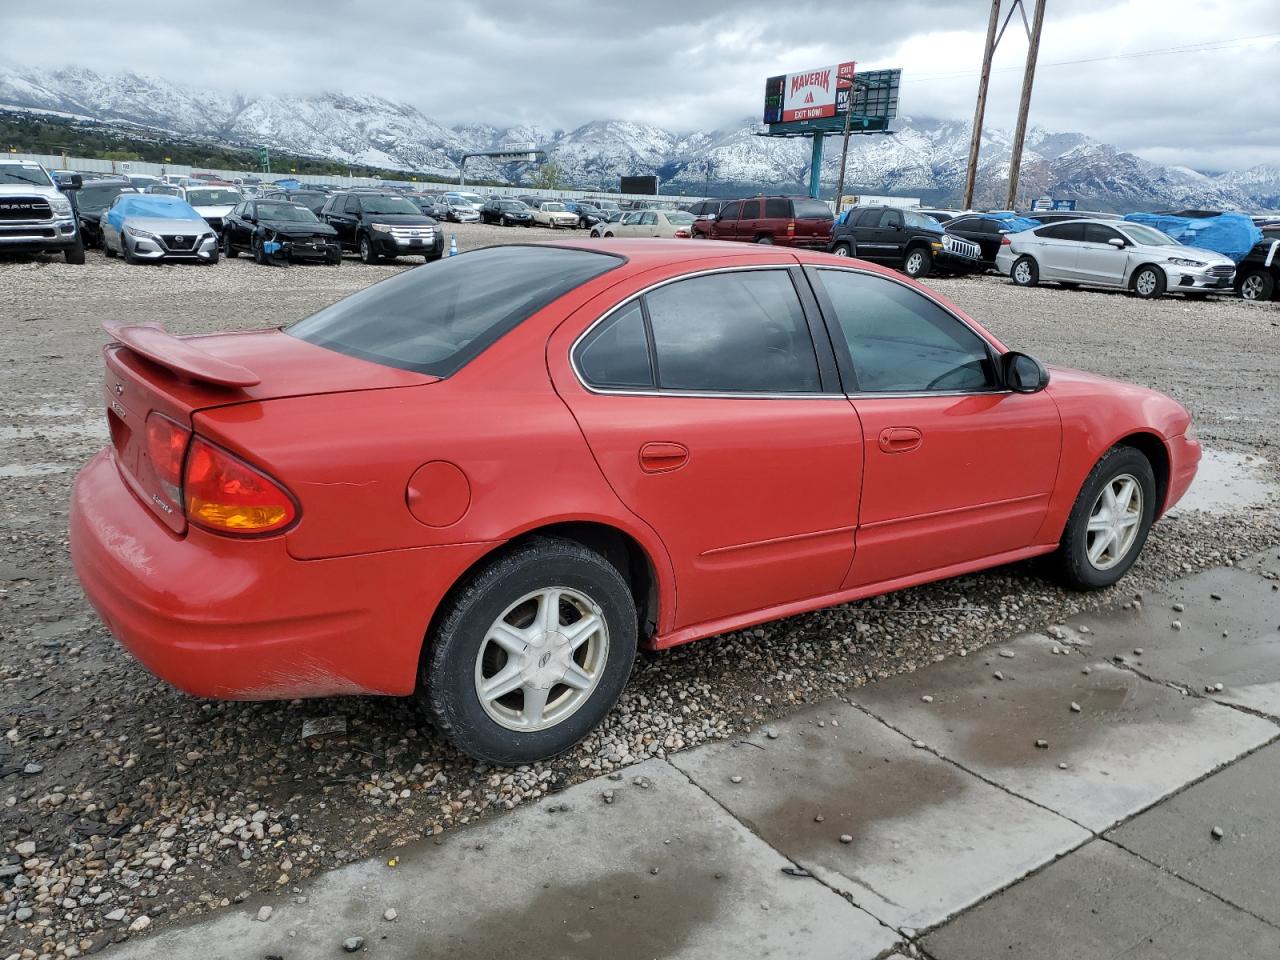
[99,194,219,264]
[995,219,1235,299]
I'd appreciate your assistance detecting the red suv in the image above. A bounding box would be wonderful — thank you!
[692,195,834,247]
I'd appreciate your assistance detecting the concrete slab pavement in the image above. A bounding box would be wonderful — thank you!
[670,701,1089,931]
[1107,740,1280,927]
[1068,566,1280,718]
[922,839,1280,960]
[851,632,1277,832]
[104,759,895,960]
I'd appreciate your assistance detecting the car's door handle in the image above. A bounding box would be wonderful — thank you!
[878,426,923,453]
[639,441,690,473]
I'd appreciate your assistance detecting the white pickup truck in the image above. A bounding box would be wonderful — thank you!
[0,160,85,263]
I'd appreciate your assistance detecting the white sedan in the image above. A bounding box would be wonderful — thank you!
[590,209,694,239]
[533,202,580,229]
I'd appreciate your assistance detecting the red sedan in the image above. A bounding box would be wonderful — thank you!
[69,241,1200,763]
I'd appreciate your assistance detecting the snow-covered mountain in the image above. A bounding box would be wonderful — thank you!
[1,64,1273,210]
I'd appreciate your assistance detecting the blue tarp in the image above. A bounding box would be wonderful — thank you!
[1123,212,1262,264]
[983,211,1042,233]
[111,194,201,220]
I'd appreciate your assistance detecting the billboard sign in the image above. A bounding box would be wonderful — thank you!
[764,62,855,123]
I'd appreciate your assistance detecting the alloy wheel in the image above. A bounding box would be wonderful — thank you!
[1135,270,1158,297]
[1085,474,1143,571]
[1014,261,1032,284]
[473,587,609,732]
[1241,274,1265,300]
[906,251,924,274]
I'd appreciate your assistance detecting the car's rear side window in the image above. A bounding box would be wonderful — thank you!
[1037,222,1084,241]
[764,198,790,218]
[289,246,623,377]
[575,301,653,388]
[645,271,820,393]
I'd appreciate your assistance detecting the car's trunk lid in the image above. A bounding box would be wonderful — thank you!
[102,322,435,533]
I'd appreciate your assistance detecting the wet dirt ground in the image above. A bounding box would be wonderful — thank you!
[1,235,1277,957]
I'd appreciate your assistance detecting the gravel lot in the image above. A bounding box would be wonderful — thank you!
[2,224,1278,958]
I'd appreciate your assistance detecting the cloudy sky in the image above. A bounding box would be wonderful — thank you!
[2,0,1277,170]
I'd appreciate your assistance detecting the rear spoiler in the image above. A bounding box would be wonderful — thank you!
[102,321,260,387]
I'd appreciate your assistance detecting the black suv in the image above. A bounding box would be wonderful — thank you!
[829,206,982,278]
[320,191,444,263]
[1235,226,1280,301]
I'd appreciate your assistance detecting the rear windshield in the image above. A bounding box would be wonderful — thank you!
[287,246,623,377]
[793,199,833,220]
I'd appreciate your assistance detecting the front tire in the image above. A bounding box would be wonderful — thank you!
[223,232,239,258]
[359,234,380,264]
[1238,270,1274,302]
[422,537,637,765]
[831,242,853,257]
[1131,265,1166,300]
[102,233,117,258]
[1011,255,1039,287]
[1052,446,1157,590]
[64,235,85,265]
[904,246,932,279]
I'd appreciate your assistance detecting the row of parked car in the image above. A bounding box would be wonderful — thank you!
[676,193,1279,302]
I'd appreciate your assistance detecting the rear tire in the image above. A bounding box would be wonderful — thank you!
[755,235,774,244]
[422,537,637,765]
[1011,255,1039,287]
[1052,446,1157,590]
[64,236,85,265]
[1131,265,1166,299]
[903,246,932,279]
[1238,270,1274,301]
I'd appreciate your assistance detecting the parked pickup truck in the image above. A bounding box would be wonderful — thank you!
[0,160,85,263]
[828,205,982,279]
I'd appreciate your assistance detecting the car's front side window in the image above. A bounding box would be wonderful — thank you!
[816,269,996,394]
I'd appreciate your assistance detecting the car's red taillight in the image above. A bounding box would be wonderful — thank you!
[1000,235,1012,245]
[674,229,690,238]
[145,412,190,509]
[183,437,297,535]
[787,221,796,237]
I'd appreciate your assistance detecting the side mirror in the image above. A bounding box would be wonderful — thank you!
[60,174,83,191]
[1003,352,1050,393]
[1107,237,1125,249]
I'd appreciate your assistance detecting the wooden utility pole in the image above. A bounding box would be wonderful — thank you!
[962,0,1002,211]
[1005,0,1046,209]
[834,100,855,214]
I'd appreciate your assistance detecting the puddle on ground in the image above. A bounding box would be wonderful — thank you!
[1176,449,1276,514]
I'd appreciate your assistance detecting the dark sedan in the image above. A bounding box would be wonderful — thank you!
[222,199,341,265]
[480,198,534,226]
[72,179,138,246]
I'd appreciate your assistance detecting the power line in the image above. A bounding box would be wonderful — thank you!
[907,31,1279,83]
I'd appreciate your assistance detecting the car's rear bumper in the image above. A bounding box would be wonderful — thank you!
[69,448,496,700]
